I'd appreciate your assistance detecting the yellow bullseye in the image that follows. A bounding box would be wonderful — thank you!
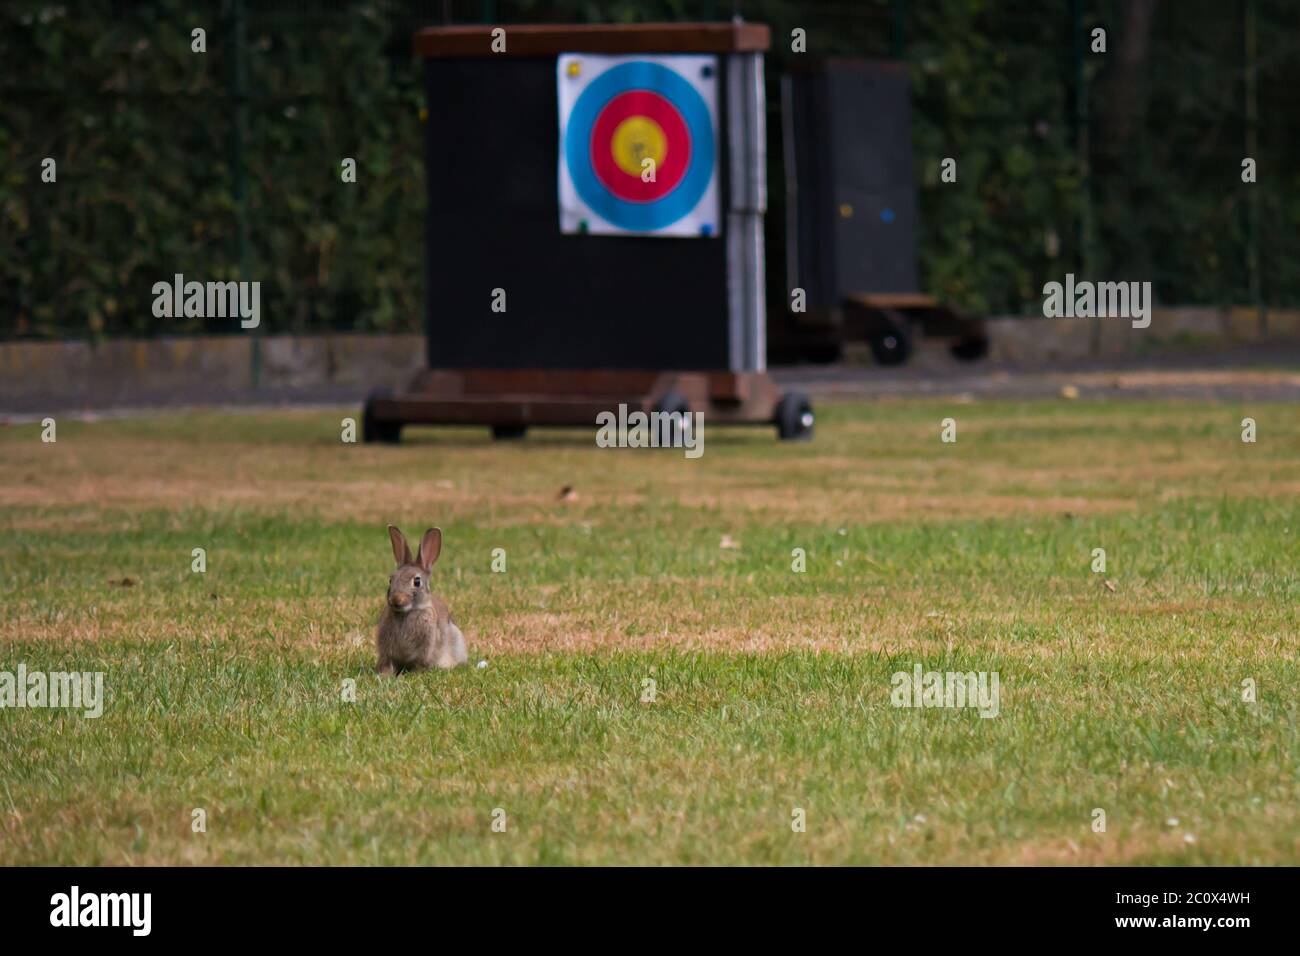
[610,116,667,176]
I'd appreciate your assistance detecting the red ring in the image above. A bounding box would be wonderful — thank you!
[589,90,691,203]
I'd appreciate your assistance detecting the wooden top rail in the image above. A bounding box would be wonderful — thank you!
[414,22,771,58]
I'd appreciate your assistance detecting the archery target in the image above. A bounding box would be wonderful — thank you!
[558,53,720,238]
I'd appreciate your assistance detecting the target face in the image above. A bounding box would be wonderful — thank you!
[558,54,720,237]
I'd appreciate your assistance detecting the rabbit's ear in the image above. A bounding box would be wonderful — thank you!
[388,525,414,566]
[418,528,442,570]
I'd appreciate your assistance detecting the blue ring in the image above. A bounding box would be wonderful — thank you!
[564,61,715,232]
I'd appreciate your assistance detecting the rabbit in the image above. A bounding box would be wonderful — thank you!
[376,525,468,675]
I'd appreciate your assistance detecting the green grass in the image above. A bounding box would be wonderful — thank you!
[1,399,1297,864]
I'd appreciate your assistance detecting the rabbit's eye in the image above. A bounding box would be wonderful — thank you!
[413,577,422,588]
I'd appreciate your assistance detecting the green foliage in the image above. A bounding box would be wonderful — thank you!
[907,1,1082,315]
[1086,0,1300,308]
[0,0,425,339]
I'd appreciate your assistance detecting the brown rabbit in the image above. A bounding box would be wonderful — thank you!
[376,525,468,674]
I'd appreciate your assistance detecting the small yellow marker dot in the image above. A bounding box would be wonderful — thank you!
[567,60,581,78]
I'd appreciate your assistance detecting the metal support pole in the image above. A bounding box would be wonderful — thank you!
[231,0,256,385]
[726,52,768,371]
[1070,0,1097,350]
[1245,0,1265,336]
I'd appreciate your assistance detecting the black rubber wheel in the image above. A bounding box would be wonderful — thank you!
[950,336,990,361]
[362,388,401,444]
[775,392,815,442]
[491,425,528,441]
[652,392,692,447]
[869,323,913,366]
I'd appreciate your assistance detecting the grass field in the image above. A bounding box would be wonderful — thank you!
[1,398,1297,865]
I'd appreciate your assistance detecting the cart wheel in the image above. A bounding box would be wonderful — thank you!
[869,324,913,366]
[950,336,990,361]
[652,392,692,447]
[491,425,528,441]
[362,388,401,444]
[775,392,815,442]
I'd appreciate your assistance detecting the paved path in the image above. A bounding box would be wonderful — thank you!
[775,344,1300,403]
[3,345,1297,422]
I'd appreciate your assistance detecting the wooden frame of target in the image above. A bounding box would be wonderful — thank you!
[363,22,814,443]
